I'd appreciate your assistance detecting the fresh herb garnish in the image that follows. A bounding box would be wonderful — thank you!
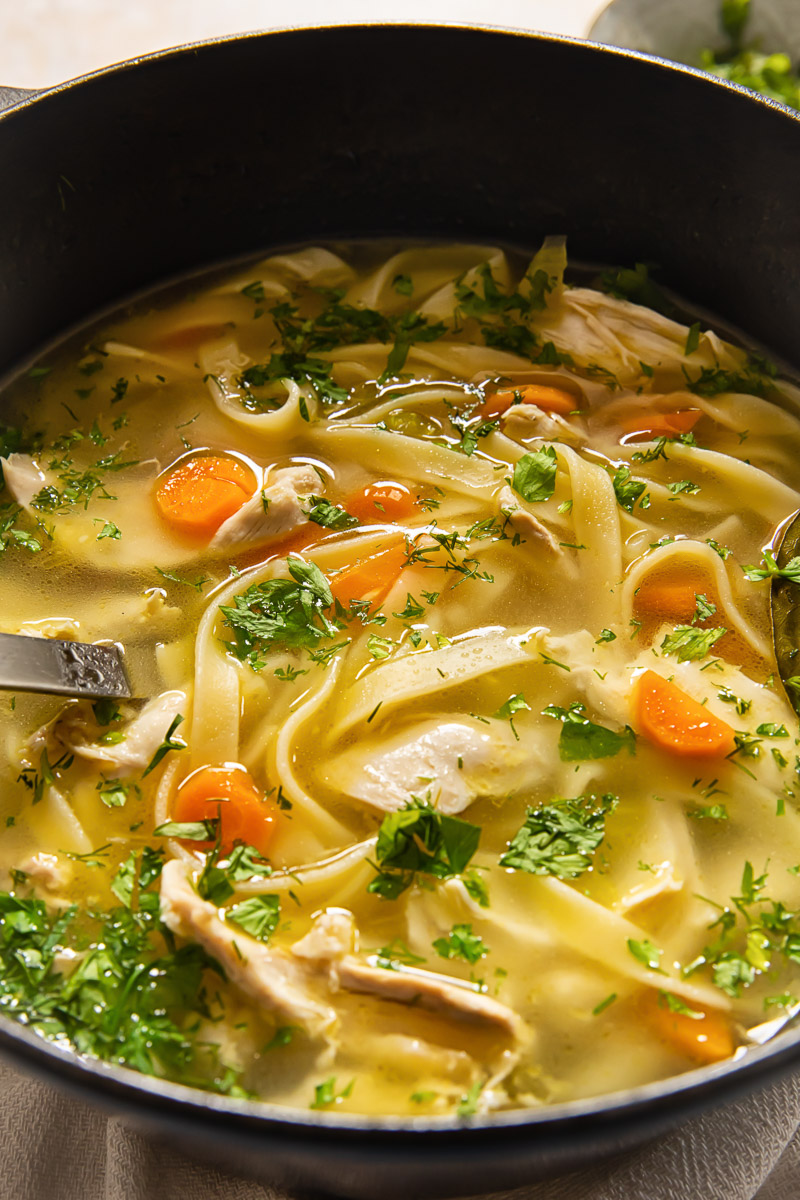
[511,446,557,503]
[543,703,636,761]
[302,495,358,530]
[141,714,186,778]
[661,625,727,662]
[220,556,341,670]
[611,465,648,514]
[226,895,280,942]
[368,799,481,899]
[742,551,800,584]
[432,923,487,964]
[499,794,617,879]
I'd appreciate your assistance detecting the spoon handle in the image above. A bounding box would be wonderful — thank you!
[0,633,131,700]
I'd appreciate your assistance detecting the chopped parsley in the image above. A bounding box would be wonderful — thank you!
[492,693,530,740]
[611,465,648,514]
[511,446,557,503]
[627,938,664,971]
[226,894,280,942]
[141,714,186,778]
[432,923,487,965]
[219,556,341,670]
[543,703,636,761]
[302,495,358,530]
[499,793,617,879]
[0,881,245,1095]
[661,625,727,662]
[368,799,481,899]
[742,551,800,584]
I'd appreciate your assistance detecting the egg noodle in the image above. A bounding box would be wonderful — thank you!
[1,240,800,1116]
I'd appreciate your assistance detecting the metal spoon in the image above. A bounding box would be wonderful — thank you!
[770,508,800,716]
[0,632,131,700]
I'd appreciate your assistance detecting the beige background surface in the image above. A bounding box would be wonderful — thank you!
[0,0,608,88]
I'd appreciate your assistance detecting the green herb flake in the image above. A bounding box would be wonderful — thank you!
[499,793,617,879]
[511,446,557,503]
[543,702,636,761]
[303,495,358,530]
[310,1076,354,1110]
[368,799,481,900]
[226,894,280,942]
[432,923,487,965]
[627,938,664,972]
[661,624,727,662]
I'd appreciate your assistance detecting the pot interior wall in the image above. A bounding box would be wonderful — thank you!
[0,25,799,378]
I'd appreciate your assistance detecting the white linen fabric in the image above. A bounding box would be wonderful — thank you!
[1,1058,800,1200]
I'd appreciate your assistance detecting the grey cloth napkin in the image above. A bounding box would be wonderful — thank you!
[2,1058,800,1200]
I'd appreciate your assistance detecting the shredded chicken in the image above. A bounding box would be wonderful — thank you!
[18,852,69,891]
[159,859,336,1036]
[497,485,561,552]
[159,867,525,1042]
[210,464,320,550]
[325,716,529,815]
[15,617,82,640]
[501,404,584,443]
[292,910,526,1039]
[28,690,187,778]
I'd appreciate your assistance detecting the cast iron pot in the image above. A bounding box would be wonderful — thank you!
[1,23,800,1199]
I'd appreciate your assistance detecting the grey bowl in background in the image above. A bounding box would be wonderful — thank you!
[588,0,800,65]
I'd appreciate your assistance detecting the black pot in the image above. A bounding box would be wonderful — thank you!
[1,24,800,1198]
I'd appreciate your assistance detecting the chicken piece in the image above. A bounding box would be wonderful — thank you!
[497,485,561,552]
[336,959,525,1039]
[292,911,525,1040]
[15,618,82,640]
[323,716,529,815]
[161,871,526,1043]
[501,405,584,443]
[159,860,336,1036]
[1,453,49,508]
[18,852,69,891]
[70,690,186,776]
[210,464,320,550]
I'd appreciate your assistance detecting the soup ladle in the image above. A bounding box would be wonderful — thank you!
[0,632,131,700]
[770,507,800,716]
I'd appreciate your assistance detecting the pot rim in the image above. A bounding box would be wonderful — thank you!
[1,19,799,125]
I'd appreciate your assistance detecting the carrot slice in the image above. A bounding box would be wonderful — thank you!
[634,582,701,624]
[172,765,279,856]
[634,670,736,758]
[479,384,578,420]
[155,456,255,540]
[346,480,417,523]
[329,541,407,610]
[621,410,701,440]
[642,990,735,1065]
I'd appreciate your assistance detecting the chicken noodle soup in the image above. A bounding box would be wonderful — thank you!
[2,240,800,1115]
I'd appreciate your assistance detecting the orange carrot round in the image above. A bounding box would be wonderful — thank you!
[622,410,701,440]
[155,456,255,540]
[479,384,578,421]
[346,480,417,524]
[173,764,279,856]
[643,991,735,1065]
[634,582,702,624]
[634,670,736,758]
[329,541,407,610]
